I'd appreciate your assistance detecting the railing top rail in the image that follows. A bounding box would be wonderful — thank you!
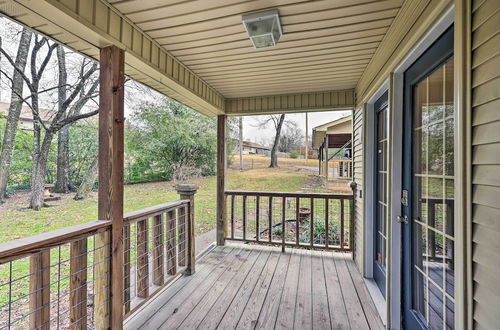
[0,220,112,264]
[123,199,190,223]
[224,190,353,199]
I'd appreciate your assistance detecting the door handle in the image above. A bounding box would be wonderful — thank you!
[396,215,408,224]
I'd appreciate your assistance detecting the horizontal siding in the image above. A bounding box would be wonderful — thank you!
[471,0,500,328]
[353,106,364,272]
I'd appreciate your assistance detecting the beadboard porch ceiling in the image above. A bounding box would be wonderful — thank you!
[108,0,403,98]
[0,0,408,115]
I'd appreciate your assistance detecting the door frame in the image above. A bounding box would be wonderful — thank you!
[402,25,454,329]
[373,90,389,299]
[384,6,454,329]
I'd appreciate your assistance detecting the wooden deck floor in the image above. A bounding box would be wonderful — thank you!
[125,243,385,330]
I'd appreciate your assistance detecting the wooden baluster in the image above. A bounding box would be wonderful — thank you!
[310,198,314,247]
[123,225,131,314]
[295,197,300,246]
[166,210,177,275]
[178,208,186,267]
[29,250,50,330]
[325,198,329,248]
[340,199,345,251]
[230,195,235,239]
[243,195,247,240]
[178,204,186,267]
[282,197,286,252]
[153,214,164,285]
[136,219,149,298]
[256,196,260,242]
[268,197,273,242]
[70,239,87,329]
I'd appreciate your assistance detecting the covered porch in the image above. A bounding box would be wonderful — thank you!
[0,0,488,329]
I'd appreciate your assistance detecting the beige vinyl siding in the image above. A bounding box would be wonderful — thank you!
[471,0,500,328]
[353,106,365,272]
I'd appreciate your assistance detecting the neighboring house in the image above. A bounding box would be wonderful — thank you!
[312,115,353,181]
[233,140,271,156]
[0,102,53,129]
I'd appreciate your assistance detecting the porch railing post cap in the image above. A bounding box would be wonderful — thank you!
[176,184,198,194]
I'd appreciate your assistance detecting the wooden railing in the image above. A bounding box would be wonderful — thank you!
[328,159,353,180]
[224,191,354,251]
[0,184,197,329]
[0,220,112,329]
[122,198,194,318]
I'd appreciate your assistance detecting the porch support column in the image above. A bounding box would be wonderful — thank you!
[97,45,125,329]
[216,115,227,246]
[324,136,329,180]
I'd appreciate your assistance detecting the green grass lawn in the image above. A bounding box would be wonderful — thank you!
[0,166,320,243]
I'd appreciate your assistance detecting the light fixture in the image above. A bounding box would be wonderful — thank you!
[242,9,282,49]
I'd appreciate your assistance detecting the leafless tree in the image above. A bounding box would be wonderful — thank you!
[278,120,304,153]
[0,38,99,210]
[255,114,286,167]
[0,27,32,202]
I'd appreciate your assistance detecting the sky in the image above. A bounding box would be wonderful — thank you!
[241,110,351,145]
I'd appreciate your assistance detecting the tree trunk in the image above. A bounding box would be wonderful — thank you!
[74,156,98,200]
[270,114,285,168]
[30,131,54,210]
[55,46,69,193]
[0,28,32,201]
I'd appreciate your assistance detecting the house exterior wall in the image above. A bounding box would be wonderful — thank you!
[353,106,365,273]
[470,0,500,328]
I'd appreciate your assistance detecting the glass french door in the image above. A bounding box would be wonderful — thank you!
[402,27,455,329]
[374,91,388,298]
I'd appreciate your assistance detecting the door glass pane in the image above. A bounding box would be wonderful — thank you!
[412,58,455,329]
[375,108,388,269]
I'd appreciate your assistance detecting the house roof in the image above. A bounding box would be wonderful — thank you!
[312,115,352,149]
[242,141,270,150]
[312,115,352,133]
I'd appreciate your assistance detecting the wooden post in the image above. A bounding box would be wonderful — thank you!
[324,136,329,180]
[281,197,286,252]
[29,250,50,330]
[216,115,227,246]
[97,45,125,330]
[166,210,177,276]
[176,184,198,275]
[70,239,87,329]
[340,199,345,251]
[178,207,186,267]
[242,195,247,240]
[318,146,322,175]
[123,224,131,314]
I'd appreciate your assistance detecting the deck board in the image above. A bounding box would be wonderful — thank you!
[124,243,384,330]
